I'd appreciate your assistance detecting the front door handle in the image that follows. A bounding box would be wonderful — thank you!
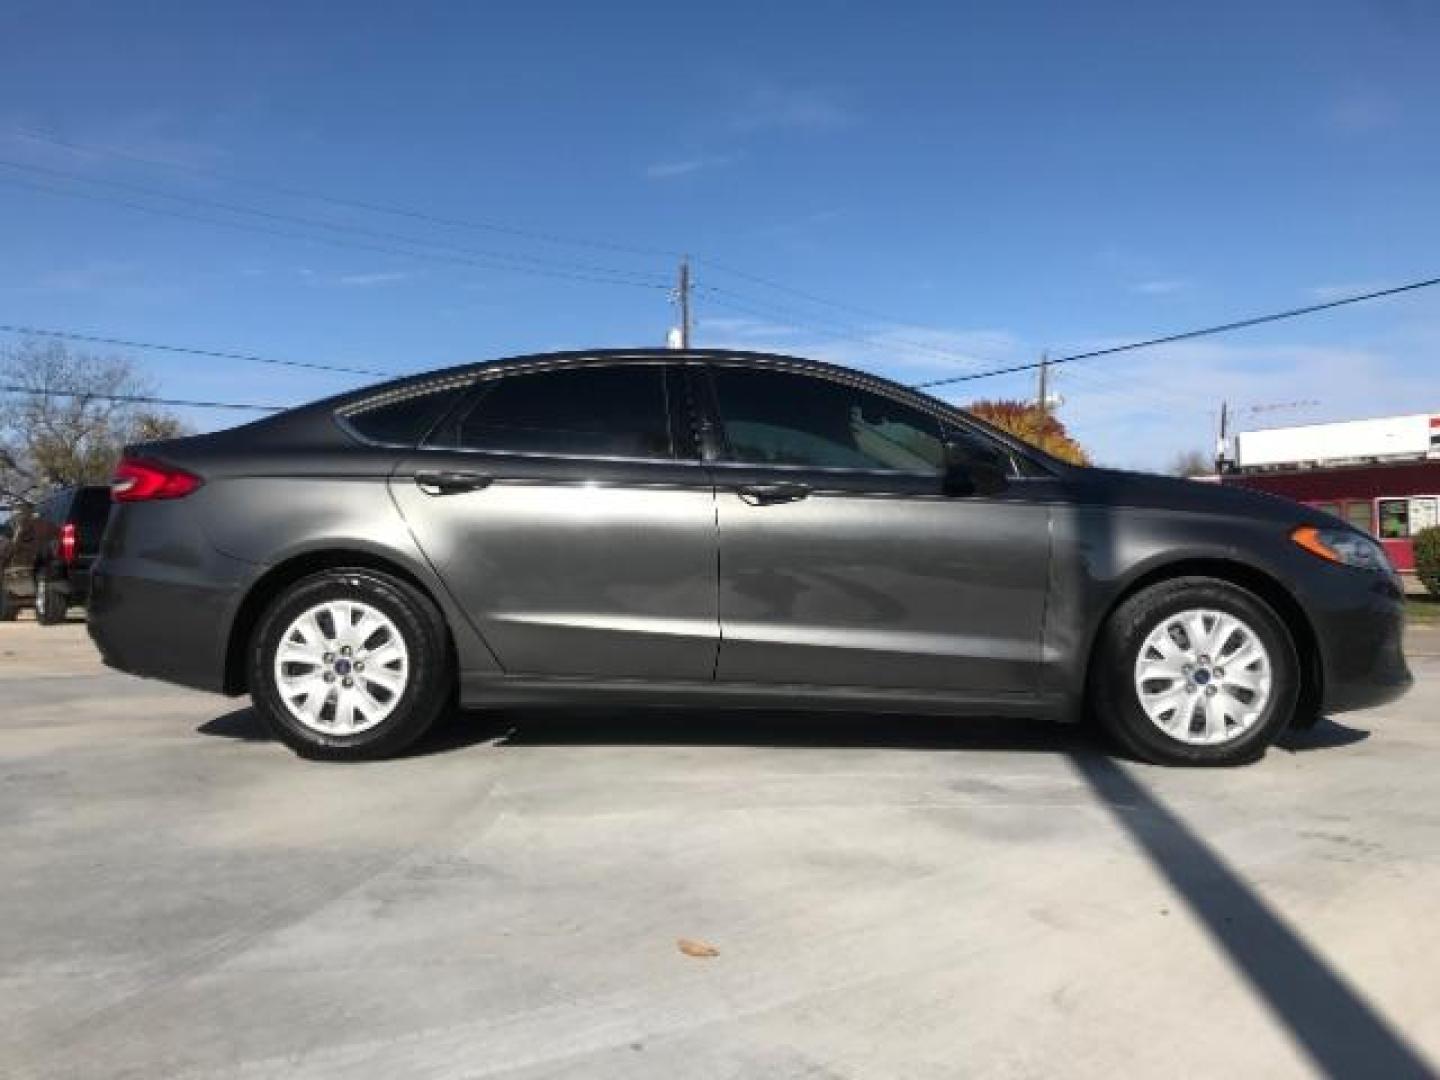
[736,482,811,506]
[415,470,493,496]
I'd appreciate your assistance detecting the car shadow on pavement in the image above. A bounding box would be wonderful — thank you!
[198,707,1374,762]
[199,706,1102,757]
[1071,753,1433,1078]
[1275,718,1372,752]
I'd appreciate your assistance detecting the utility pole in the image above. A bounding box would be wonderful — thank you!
[675,257,692,349]
[1036,352,1050,419]
[1216,399,1229,473]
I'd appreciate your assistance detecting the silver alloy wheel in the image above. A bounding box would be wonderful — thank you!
[272,600,410,735]
[1133,608,1273,746]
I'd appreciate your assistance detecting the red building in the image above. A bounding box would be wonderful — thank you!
[1218,412,1440,574]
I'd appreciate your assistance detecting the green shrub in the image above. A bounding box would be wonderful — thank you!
[1416,525,1440,598]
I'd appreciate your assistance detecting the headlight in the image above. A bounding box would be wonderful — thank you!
[1291,525,1392,572]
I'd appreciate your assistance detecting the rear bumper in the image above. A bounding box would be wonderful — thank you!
[1306,570,1413,715]
[87,569,239,694]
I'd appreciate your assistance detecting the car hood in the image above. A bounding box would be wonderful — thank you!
[1060,465,1338,527]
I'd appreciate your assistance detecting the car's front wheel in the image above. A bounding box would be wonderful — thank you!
[248,568,453,760]
[1093,576,1299,766]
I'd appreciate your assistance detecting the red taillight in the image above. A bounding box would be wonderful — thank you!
[59,522,77,564]
[111,458,203,502]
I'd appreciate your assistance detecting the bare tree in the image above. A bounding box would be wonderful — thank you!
[1169,448,1214,478]
[0,338,187,510]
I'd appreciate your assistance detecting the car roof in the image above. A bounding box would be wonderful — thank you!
[329,348,950,417]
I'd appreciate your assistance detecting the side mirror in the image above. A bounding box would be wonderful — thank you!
[943,435,1011,497]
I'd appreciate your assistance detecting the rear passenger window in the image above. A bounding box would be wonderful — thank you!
[341,380,472,446]
[443,365,675,459]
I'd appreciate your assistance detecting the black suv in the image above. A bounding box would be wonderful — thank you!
[0,485,112,624]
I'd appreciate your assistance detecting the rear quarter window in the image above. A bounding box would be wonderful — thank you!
[339,379,473,446]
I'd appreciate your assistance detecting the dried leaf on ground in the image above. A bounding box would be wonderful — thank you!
[677,938,719,958]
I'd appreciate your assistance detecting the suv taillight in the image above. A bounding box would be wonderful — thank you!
[111,458,204,502]
[59,522,77,564]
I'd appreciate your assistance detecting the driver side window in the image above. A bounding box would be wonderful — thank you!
[711,367,947,472]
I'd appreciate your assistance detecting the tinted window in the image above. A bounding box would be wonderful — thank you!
[712,367,945,472]
[447,365,674,459]
[343,381,471,446]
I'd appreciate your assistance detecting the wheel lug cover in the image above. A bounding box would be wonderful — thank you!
[324,672,335,683]
[342,677,354,688]
[1205,685,1218,696]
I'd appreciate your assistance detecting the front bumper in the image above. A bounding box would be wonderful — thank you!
[1305,569,1413,715]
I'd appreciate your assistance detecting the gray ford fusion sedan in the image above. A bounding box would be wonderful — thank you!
[88,349,1411,764]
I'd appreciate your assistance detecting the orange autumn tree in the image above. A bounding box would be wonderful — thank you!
[964,399,1090,465]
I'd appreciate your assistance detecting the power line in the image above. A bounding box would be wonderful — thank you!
[0,157,669,287]
[696,256,943,333]
[701,284,982,364]
[7,124,987,344]
[700,288,986,368]
[0,173,672,292]
[911,276,1440,389]
[0,384,283,412]
[0,323,393,379]
[9,123,680,260]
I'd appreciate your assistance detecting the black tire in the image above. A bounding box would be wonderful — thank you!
[247,568,454,761]
[34,579,69,626]
[1092,576,1299,767]
[0,589,18,622]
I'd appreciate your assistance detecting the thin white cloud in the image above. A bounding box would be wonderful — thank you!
[1131,279,1189,296]
[1327,90,1398,133]
[335,271,411,287]
[1055,336,1440,470]
[644,154,734,180]
[0,110,226,172]
[729,86,855,133]
[696,312,1025,383]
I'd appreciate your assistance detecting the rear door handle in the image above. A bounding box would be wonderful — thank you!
[415,470,493,496]
[736,482,811,506]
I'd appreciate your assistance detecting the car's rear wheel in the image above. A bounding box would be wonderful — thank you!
[1093,576,1299,766]
[34,579,68,626]
[248,568,453,760]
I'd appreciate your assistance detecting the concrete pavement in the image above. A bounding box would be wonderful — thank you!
[3,618,1438,1078]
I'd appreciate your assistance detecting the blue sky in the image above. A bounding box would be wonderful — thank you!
[2,0,1438,468]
